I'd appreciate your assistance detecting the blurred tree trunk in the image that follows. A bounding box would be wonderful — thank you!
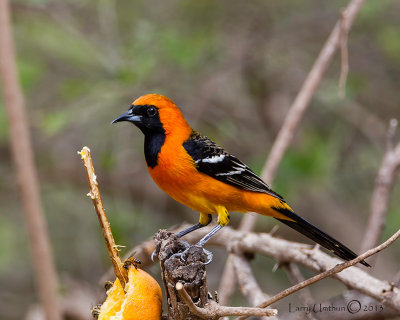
[0,1,62,320]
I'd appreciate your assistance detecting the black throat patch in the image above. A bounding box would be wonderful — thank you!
[144,132,166,168]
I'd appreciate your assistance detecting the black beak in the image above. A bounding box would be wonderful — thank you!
[111,110,142,124]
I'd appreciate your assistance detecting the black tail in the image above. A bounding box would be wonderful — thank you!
[274,208,370,267]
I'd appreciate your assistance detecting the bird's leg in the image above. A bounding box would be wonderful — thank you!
[151,213,212,261]
[196,207,229,246]
[175,213,212,238]
[195,224,223,247]
[175,223,204,238]
[171,207,229,265]
[193,207,229,264]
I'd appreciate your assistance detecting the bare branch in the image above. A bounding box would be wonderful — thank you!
[236,228,400,320]
[360,119,400,258]
[79,146,128,287]
[0,1,61,319]
[176,282,278,318]
[386,119,398,151]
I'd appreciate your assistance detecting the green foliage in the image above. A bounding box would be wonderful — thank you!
[100,151,116,171]
[40,110,69,136]
[274,129,338,197]
[159,28,218,70]
[378,27,400,67]
[346,73,369,97]
[59,79,92,100]
[359,0,392,21]
[17,18,103,70]
[17,57,43,91]
[384,185,400,244]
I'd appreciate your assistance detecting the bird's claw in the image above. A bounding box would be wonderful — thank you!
[151,249,158,262]
[170,247,190,262]
[170,245,213,265]
[202,247,213,265]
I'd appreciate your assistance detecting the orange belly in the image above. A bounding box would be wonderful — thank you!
[147,139,292,220]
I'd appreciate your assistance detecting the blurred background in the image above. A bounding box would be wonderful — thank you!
[1,0,400,319]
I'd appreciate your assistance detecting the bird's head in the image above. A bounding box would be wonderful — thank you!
[112,94,191,136]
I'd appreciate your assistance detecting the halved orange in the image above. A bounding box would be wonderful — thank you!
[99,267,162,320]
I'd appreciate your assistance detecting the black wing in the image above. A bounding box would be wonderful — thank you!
[183,131,284,201]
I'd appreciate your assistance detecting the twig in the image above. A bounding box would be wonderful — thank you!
[386,119,398,151]
[220,0,367,304]
[176,282,278,318]
[237,227,400,320]
[360,119,400,258]
[79,146,128,287]
[0,1,61,319]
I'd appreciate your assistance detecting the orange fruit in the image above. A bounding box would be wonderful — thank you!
[99,267,162,320]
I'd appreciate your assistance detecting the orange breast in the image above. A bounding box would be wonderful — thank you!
[147,134,243,214]
[147,133,291,219]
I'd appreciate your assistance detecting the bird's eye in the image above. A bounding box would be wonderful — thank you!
[147,106,157,117]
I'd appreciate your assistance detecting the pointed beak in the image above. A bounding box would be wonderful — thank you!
[111,110,142,124]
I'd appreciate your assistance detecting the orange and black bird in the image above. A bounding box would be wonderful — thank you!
[112,94,369,267]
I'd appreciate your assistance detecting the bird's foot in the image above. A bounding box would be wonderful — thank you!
[151,239,191,262]
[169,239,191,261]
[169,246,190,262]
[170,245,213,265]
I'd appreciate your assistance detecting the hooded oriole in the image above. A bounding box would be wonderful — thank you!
[112,94,369,267]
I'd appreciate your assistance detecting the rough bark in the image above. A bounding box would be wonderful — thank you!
[154,230,209,320]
